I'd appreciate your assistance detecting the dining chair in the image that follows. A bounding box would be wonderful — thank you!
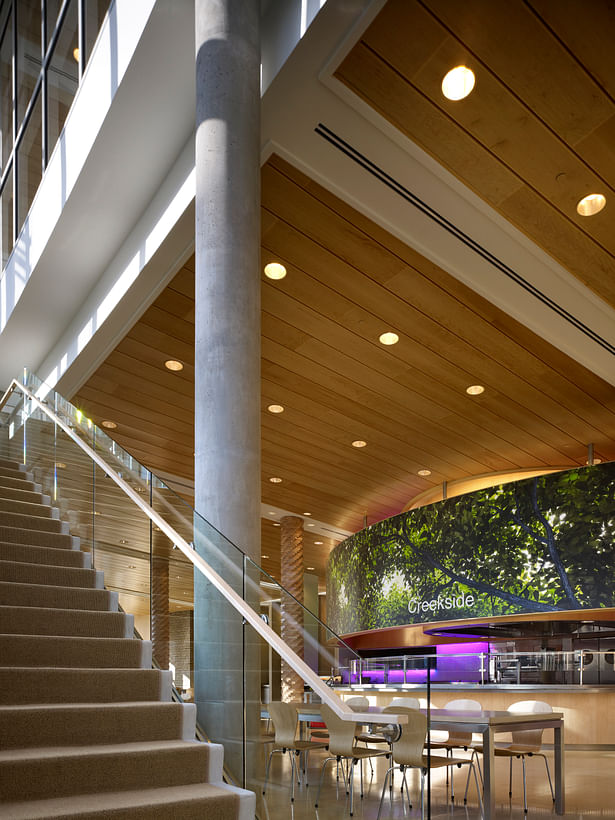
[262,701,328,802]
[314,703,390,816]
[430,698,483,800]
[463,699,555,813]
[376,706,484,820]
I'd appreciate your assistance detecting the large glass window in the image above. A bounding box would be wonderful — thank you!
[0,7,12,168]
[16,0,41,125]
[0,0,110,266]
[1,165,13,267]
[17,88,41,227]
[47,0,78,157]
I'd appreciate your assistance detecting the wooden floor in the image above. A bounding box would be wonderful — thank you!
[256,748,615,819]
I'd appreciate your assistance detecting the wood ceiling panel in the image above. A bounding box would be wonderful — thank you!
[73,151,615,593]
[336,0,615,308]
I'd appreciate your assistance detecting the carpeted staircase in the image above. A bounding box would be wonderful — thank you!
[0,457,255,819]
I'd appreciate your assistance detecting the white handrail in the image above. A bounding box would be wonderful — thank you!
[0,379,402,725]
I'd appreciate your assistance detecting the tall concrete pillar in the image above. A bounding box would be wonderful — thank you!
[280,515,304,702]
[194,0,261,788]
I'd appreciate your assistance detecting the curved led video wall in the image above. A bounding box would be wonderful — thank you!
[327,463,615,635]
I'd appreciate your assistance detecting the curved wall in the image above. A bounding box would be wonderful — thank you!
[326,463,615,636]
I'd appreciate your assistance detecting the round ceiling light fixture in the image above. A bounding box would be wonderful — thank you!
[466,384,485,396]
[576,193,606,217]
[314,541,323,545]
[352,440,367,448]
[267,404,284,414]
[269,476,282,483]
[101,420,117,429]
[307,566,316,571]
[418,469,432,477]
[165,359,184,372]
[442,65,475,101]
[262,554,269,559]
[306,522,315,527]
[379,331,399,346]
[264,262,287,280]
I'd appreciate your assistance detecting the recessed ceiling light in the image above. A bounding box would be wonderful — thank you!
[73,47,79,62]
[418,469,432,477]
[442,65,475,100]
[262,554,269,559]
[466,385,485,396]
[314,541,323,545]
[269,476,282,483]
[303,512,312,516]
[56,462,66,469]
[273,522,280,527]
[165,359,184,372]
[352,440,367,448]
[307,522,315,527]
[94,511,101,516]
[267,404,284,414]
[268,511,276,515]
[264,262,287,280]
[101,420,117,429]
[379,331,399,346]
[586,458,602,465]
[128,564,136,569]
[307,566,315,570]
[576,193,606,216]
[119,539,128,545]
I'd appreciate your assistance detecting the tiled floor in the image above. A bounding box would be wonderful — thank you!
[255,748,615,819]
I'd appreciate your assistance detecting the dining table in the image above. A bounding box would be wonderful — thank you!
[282,702,565,820]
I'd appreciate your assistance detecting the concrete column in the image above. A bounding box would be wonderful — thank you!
[194,0,261,789]
[280,515,304,702]
[151,555,170,672]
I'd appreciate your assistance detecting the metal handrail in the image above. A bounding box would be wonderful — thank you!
[0,378,397,725]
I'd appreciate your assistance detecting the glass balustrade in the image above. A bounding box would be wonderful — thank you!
[0,369,365,804]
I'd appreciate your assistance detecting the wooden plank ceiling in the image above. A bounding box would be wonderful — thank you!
[335,0,615,308]
[72,152,615,586]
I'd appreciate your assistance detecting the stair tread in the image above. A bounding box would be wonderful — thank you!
[0,782,244,819]
[0,738,204,762]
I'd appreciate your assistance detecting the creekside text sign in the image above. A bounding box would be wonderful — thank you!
[326,463,615,635]
[409,592,475,615]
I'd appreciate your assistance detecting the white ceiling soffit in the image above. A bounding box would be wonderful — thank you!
[260,0,615,386]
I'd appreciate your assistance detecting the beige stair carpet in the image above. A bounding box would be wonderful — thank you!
[0,456,254,819]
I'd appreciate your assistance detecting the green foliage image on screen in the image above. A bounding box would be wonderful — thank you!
[326,463,615,635]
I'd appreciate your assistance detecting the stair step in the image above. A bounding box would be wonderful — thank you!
[0,484,50,505]
[0,474,41,494]
[0,458,26,472]
[0,701,196,748]
[0,465,33,482]
[0,510,68,533]
[0,740,221,802]
[0,542,88,567]
[0,524,79,550]
[0,781,250,820]
[0,581,117,611]
[0,559,102,588]
[0,634,152,669]
[0,667,172,704]
[0,605,133,638]
[0,497,58,518]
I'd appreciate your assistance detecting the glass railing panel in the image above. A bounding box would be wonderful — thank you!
[2,371,369,795]
[90,462,152,637]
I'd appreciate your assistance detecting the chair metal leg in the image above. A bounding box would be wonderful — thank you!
[359,757,364,797]
[376,765,394,820]
[314,756,336,808]
[509,756,513,797]
[471,762,485,820]
[538,753,555,801]
[262,747,283,794]
[350,757,355,816]
[290,751,297,802]
[522,755,528,813]
[420,769,426,820]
